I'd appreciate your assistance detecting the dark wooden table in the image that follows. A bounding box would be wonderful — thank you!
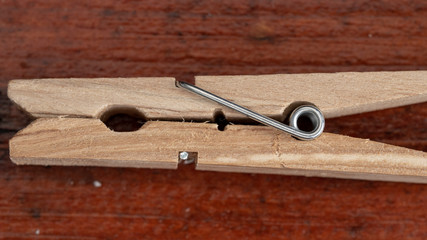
[1,1,426,239]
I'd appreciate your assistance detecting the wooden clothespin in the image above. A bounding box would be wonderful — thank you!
[7,71,427,183]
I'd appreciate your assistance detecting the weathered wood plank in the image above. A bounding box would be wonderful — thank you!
[1,1,427,80]
[1,0,427,239]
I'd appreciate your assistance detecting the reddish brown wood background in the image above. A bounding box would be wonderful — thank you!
[1,0,426,239]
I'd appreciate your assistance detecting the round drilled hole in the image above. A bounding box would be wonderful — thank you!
[214,111,228,131]
[101,107,146,132]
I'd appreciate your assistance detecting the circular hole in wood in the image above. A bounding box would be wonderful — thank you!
[101,107,146,132]
[214,110,228,131]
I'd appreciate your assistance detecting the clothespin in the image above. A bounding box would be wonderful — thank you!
[7,71,427,183]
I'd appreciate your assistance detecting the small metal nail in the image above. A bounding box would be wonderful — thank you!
[179,151,189,161]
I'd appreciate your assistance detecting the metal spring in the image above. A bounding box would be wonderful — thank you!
[177,81,325,140]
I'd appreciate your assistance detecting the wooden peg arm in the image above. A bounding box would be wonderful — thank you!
[9,118,427,183]
[7,71,427,121]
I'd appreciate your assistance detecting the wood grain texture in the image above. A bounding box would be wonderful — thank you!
[8,71,427,120]
[1,0,427,239]
[9,118,427,183]
[1,0,427,79]
[196,72,427,119]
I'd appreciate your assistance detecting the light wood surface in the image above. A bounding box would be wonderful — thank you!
[197,71,427,118]
[8,71,427,121]
[9,118,427,183]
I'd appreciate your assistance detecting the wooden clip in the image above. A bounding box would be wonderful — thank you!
[8,71,427,183]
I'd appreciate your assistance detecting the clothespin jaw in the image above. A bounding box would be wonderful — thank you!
[7,71,427,183]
